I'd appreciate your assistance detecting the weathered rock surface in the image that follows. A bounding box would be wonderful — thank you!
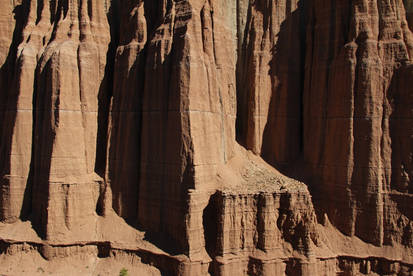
[1,0,413,275]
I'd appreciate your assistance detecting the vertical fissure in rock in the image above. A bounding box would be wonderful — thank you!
[49,0,56,23]
[235,1,250,146]
[95,0,119,216]
[36,0,44,24]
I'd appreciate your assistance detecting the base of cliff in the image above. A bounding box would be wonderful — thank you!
[1,148,413,275]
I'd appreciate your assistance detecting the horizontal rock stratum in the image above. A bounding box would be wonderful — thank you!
[1,0,413,275]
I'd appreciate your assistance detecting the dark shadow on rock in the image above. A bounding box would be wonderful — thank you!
[133,0,197,256]
[261,0,307,176]
[235,3,252,146]
[385,63,413,246]
[106,0,150,227]
[404,0,413,31]
[203,192,218,260]
[95,0,120,216]
[387,64,413,195]
[19,60,42,222]
[29,55,55,239]
[0,2,30,221]
[103,0,195,257]
[142,230,182,256]
[234,0,335,232]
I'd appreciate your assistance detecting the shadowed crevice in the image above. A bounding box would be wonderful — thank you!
[0,1,31,222]
[94,0,120,216]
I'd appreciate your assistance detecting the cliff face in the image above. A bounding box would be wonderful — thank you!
[1,0,413,275]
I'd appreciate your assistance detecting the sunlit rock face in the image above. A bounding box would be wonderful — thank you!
[1,0,413,275]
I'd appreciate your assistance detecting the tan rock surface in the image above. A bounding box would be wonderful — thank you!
[1,0,413,275]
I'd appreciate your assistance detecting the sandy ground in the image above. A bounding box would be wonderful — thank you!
[0,249,161,276]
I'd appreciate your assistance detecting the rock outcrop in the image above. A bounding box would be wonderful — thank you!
[1,0,413,275]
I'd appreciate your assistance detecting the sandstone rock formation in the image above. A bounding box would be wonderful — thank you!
[1,0,413,275]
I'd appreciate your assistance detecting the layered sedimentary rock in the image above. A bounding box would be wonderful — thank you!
[301,0,413,248]
[1,0,413,275]
[0,0,111,241]
[237,0,305,168]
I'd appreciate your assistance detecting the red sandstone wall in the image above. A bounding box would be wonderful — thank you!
[0,0,413,275]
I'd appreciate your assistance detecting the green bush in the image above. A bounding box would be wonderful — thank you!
[119,268,128,276]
